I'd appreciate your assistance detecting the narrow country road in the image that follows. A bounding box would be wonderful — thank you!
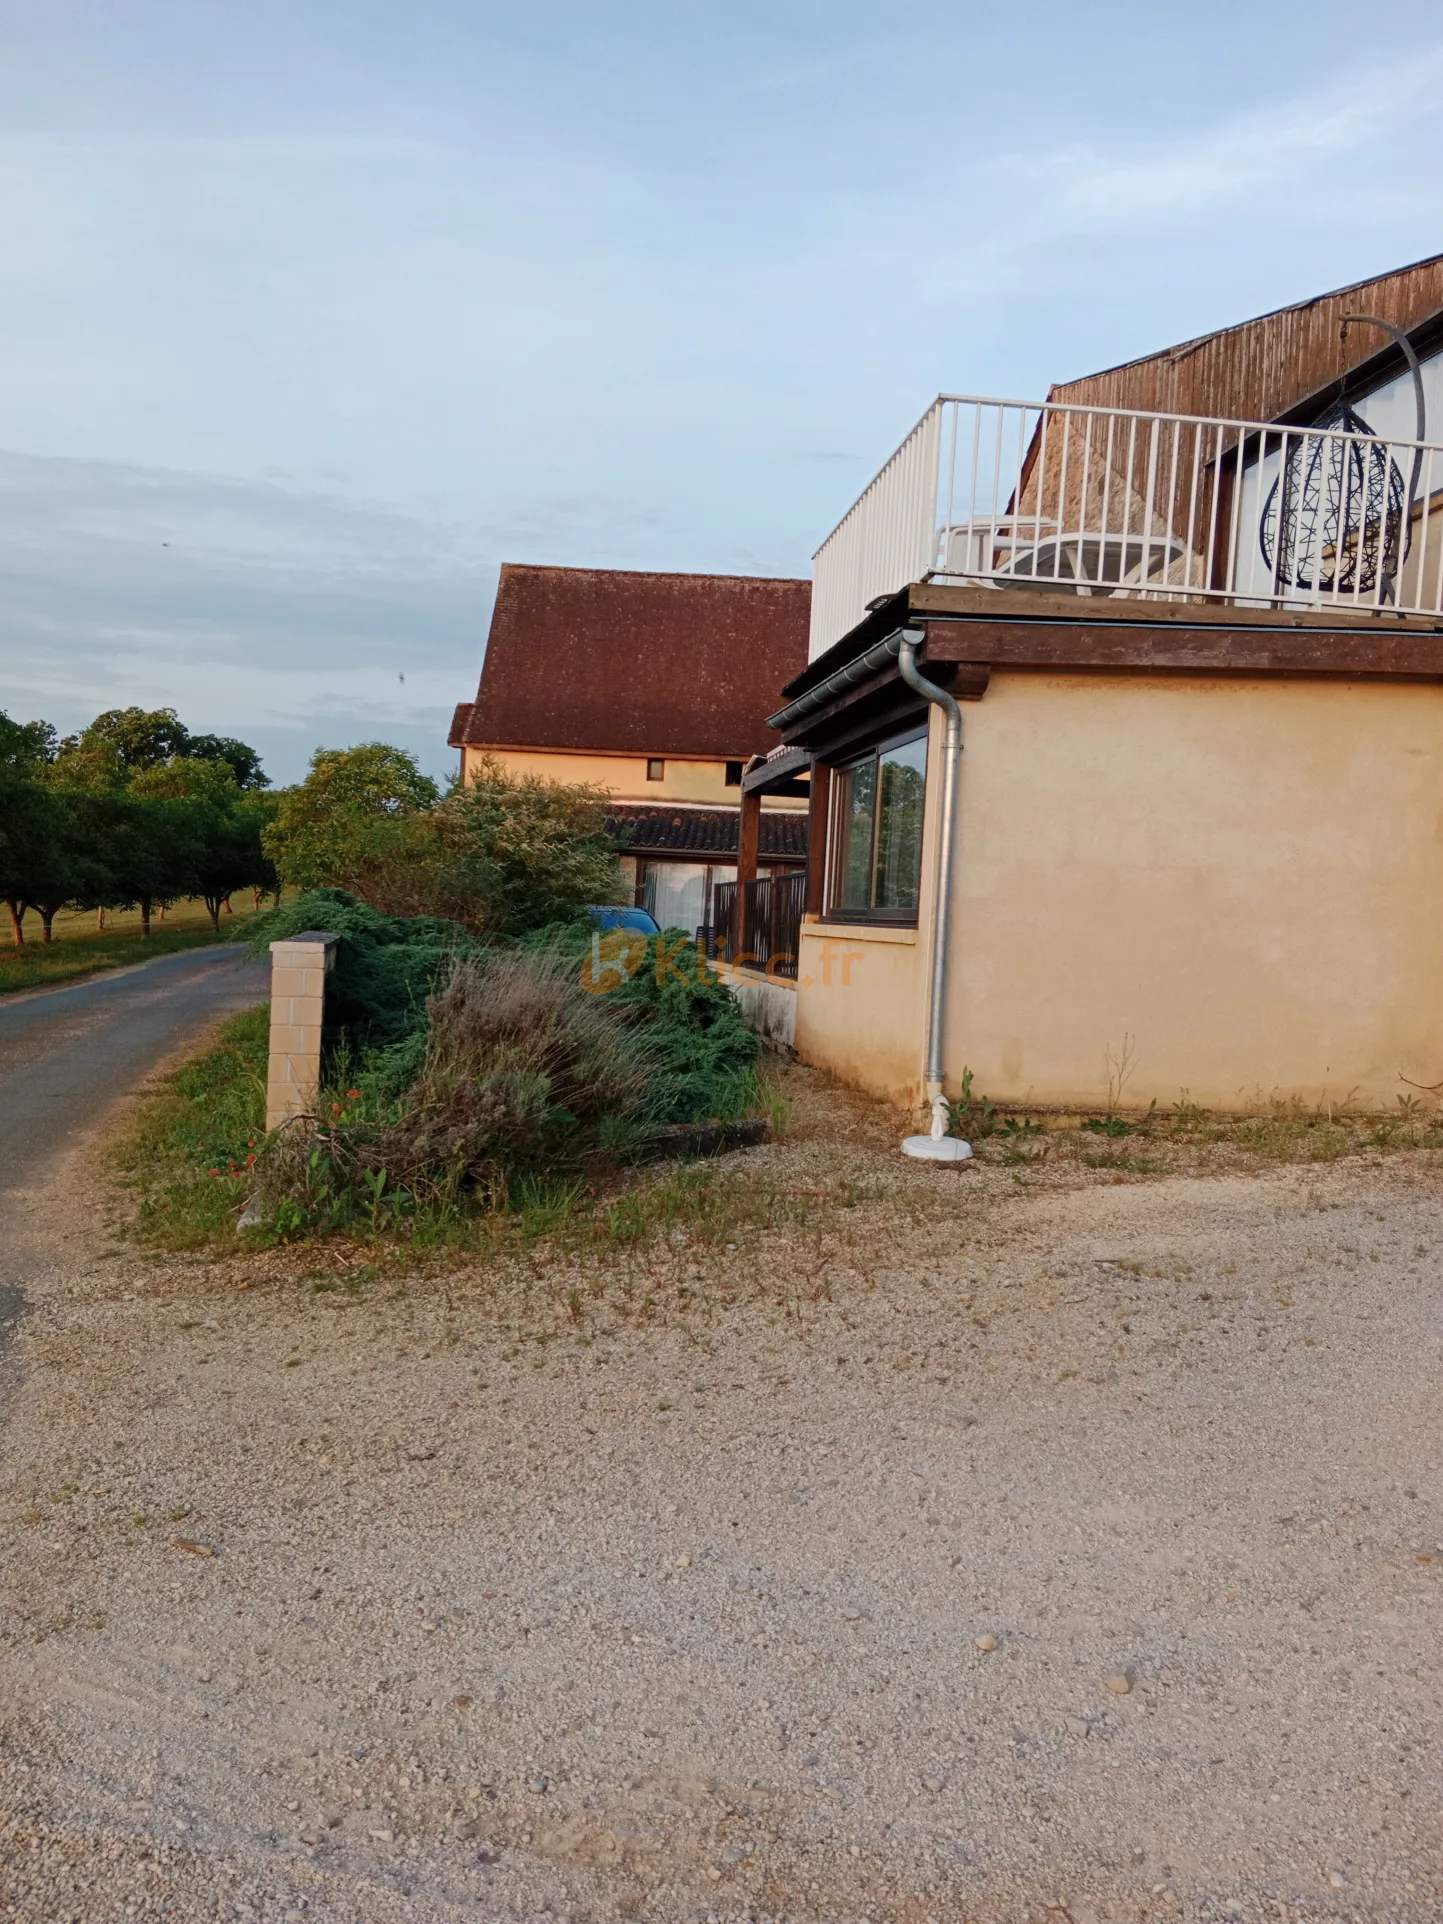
[0,943,268,1191]
[0,943,268,1374]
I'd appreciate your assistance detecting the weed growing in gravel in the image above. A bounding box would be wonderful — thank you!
[942,1068,1443,1179]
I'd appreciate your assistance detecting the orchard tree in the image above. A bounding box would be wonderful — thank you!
[96,790,200,938]
[0,709,59,944]
[132,757,272,929]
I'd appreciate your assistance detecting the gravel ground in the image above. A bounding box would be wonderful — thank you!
[1,1065,1441,1924]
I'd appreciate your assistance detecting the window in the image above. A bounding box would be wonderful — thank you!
[725,760,743,787]
[647,758,665,782]
[829,727,928,919]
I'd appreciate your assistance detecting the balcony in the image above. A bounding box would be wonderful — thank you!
[810,395,1443,657]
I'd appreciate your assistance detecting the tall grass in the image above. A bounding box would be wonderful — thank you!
[117,943,772,1252]
[112,1005,270,1247]
[253,947,669,1235]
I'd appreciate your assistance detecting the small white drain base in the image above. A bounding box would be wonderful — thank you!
[901,1134,973,1162]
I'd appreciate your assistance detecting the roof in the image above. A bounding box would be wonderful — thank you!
[1051,251,1443,425]
[451,565,812,760]
[604,803,808,861]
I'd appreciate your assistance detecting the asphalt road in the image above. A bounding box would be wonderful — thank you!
[0,944,268,1369]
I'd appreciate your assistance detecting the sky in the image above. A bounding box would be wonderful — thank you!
[1,0,1441,786]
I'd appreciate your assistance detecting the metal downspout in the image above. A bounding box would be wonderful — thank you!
[897,629,971,1162]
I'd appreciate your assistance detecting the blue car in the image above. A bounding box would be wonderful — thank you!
[585,906,661,934]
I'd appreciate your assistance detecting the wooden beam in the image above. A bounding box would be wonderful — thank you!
[920,619,1443,680]
[740,745,811,795]
[805,761,830,917]
[735,788,761,954]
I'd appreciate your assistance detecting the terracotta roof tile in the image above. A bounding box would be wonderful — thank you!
[605,804,808,860]
[455,565,811,759]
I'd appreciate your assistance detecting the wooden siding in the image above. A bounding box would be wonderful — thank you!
[1051,253,1443,425]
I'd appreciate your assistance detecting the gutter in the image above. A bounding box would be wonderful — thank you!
[766,628,912,733]
[769,625,972,1164]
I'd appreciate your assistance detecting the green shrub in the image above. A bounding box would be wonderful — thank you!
[530,919,760,1125]
[246,888,466,1048]
[261,745,622,933]
[239,911,761,1241]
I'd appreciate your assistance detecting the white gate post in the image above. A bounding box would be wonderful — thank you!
[265,931,340,1132]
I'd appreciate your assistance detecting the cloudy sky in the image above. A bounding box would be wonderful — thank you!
[1,1,1441,784]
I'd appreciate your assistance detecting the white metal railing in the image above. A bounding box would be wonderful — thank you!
[808,393,1443,657]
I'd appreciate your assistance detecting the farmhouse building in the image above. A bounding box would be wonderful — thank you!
[741,252,1443,1119]
[450,564,810,937]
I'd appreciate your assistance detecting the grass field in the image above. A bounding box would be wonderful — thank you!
[0,896,264,996]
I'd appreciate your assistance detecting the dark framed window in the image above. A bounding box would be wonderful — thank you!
[724,759,743,786]
[646,758,665,781]
[827,725,928,921]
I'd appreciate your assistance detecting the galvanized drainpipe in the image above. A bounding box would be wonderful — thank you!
[767,622,970,1159]
[896,629,965,1145]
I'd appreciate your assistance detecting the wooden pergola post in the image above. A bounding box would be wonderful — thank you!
[735,787,761,958]
[805,758,829,917]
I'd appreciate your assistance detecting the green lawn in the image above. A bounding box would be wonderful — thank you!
[0,897,264,996]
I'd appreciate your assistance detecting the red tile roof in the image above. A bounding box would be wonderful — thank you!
[451,565,811,759]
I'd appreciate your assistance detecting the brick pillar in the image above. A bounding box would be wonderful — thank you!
[265,932,340,1132]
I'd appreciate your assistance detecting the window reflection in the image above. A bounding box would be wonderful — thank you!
[831,728,927,916]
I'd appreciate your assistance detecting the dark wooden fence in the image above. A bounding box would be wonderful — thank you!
[705,870,806,977]
[709,880,737,960]
[742,870,806,979]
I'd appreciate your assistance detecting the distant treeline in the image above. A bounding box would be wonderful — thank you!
[0,706,278,945]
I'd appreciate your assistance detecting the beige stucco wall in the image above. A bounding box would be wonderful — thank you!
[794,672,1443,1114]
[463,744,806,811]
[793,920,928,1106]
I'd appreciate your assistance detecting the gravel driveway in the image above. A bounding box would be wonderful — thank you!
[1,1068,1440,1924]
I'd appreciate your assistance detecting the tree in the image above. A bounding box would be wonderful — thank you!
[263,744,441,910]
[20,790,117,943]
[262,745,621,932]
[428,756,621,933]
[130,757,273,930]
[235,792,282,910]
[57,706,191,780]
[0,709,60,944]
[0,711,57,767]
[186,733,270,790]
[92,790,201,938]
[55,708,270,793]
